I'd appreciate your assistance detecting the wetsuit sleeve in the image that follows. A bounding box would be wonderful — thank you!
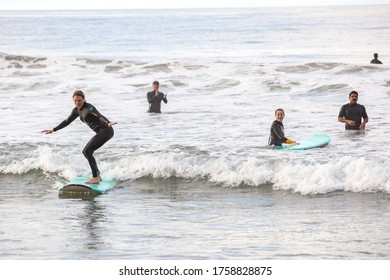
[162,92,168,104]
[361,105,368,119]
[147,91,157,103]
[53,108,78,131]
[89,105,110,124]
[338,105,346,118]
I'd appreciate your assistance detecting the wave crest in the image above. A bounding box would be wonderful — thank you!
[1,147,389,195]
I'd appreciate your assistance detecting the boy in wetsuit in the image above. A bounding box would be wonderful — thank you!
[42,90,117,184]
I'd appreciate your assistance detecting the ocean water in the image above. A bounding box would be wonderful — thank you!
[0,6,390,259]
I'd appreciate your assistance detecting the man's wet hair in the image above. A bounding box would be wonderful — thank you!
[349,91,358,97]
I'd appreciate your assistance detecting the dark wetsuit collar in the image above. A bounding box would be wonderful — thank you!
[78,102,88,110]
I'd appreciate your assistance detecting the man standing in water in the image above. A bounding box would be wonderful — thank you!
[338,91,368,131]
[147,80,168,113]
[370,53,382,64]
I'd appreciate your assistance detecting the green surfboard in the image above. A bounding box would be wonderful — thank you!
[274,134,331,150]
[59,176,116,195]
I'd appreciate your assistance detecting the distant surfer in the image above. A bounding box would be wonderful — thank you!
[338,91,368,131]
[370,53,382,64]
[147,80,168,113]
[268,108,298,147]
[41,90,117,184]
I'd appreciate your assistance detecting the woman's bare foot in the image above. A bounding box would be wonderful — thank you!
[85,176,101,184]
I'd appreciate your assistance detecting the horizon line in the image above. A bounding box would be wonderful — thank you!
[1,3,389,11]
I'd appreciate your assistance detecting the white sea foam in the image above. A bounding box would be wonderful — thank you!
[273,156,390,195]
[1,144,389,195]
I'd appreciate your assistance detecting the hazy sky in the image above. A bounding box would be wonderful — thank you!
[1,0,389,10]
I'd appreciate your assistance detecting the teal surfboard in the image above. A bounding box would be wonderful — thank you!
[275,134,331,150]
[59,176,116,195]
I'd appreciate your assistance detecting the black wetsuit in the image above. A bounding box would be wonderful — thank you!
[338,103,368,130]
[53,102,114,177]
[370,58,382,64]
[147,91,167,113]
[268,120,288,146]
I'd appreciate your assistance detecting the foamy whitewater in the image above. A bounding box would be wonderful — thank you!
[0,6,390,259]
